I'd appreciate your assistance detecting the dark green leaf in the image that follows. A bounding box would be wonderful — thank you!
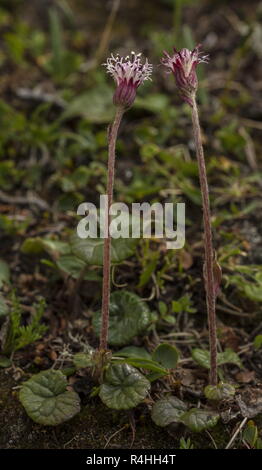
[93,291,152,346]
[243,422,258,448]
[21,237,69,256]
[19,369,80,425]
[0,356,12,368]
[152,343,179,369]
[151,396,187,427]
[114,346,152,360]
[181,408,219,432]
[204,382,235,401]
[70,233,137,266]
[73,351,95,369]
[192,348,242,369]
[99,363,150,410]
[123,358,168,375]
[253,335,262,350]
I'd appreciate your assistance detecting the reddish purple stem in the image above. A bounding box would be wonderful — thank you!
[100,106,124,351]
[191,96,217,386]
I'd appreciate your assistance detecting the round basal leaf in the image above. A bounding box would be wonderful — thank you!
[114,346,152,360]
[73,351,95,369]
[93,291,152,346]
[0,294,9,317]
[192,348,242,369]
[99,363,150,410]
[181,408,219,432]
[0,259,10,287]
[0,356,12,368]
[70,233,137,266]
[19,369,80,425]
[152,343,179,369]
[151,396,187,427]
[204,382,235,401]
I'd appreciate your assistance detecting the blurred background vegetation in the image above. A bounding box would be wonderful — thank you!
[0,0,261,298]
[0,0,261,450]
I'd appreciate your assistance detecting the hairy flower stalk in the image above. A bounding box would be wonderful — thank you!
[100,52,152,351]
[162,45,219,385]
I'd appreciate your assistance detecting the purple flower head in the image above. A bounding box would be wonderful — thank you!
[103,51,153,108]
[161,45,209,106]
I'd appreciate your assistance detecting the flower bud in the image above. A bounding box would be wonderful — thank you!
[161,45,209,106]
[103,52,153,109]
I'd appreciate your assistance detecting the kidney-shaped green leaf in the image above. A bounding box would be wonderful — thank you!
[152,343,179,369]
[181,408,219,432]
[19,369,80,425]
[151,396,187,427]
[93,290,152,346]
[99,363,150,410]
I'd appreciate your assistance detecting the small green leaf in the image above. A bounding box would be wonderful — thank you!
[0,356,12,368]
[123,358,168,375]
[0,259,10,287]
[192,348,242,369]
[21,237,69,256]
[70,233,137,266]
[93,291,152,346]
[253,335,262,350]
[56,254,86,277]
[152,343,179,369]
[56,254,101,280]
[243,422,258,448]
[114,346,152,360]
[191,349,210,368]
[19,369,80,425]
[255,438,262,449]
[0,294,9,316]
[99,363,150,410]
[204,382,236,401]
[151,396,187,427]
[164,315,176,325]
[73,351,95,369]
[181,408,219,432]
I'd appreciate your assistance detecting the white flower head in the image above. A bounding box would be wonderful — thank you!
[104,51,153,87]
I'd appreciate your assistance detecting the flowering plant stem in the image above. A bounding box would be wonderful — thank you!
[100,105,124,351]
[191,96,217,386]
